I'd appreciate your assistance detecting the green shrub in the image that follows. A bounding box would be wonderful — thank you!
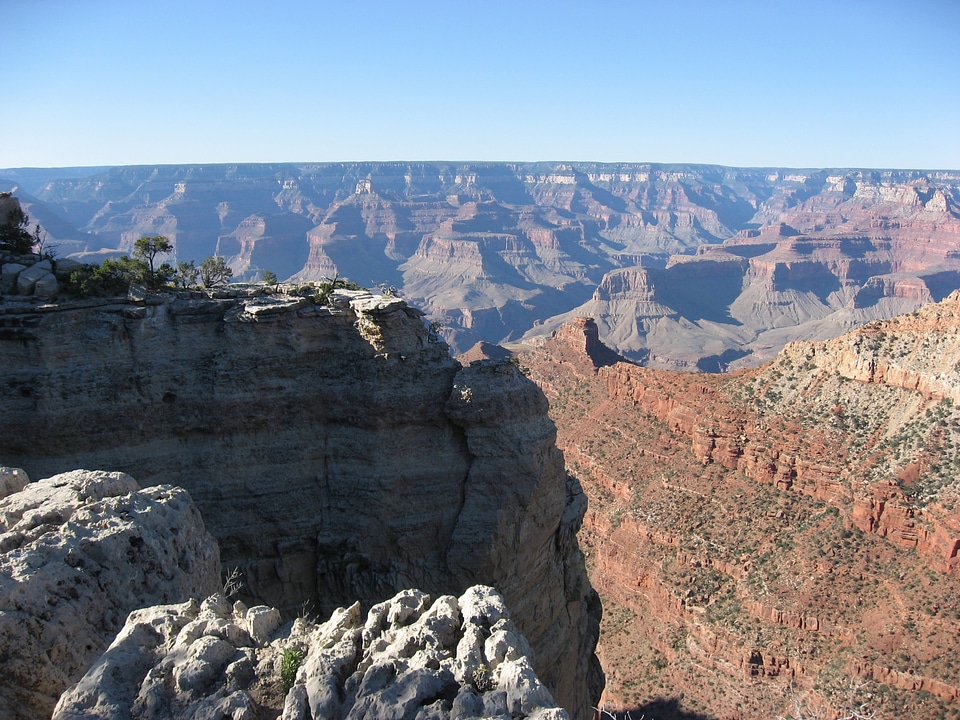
[470,665,494,692]
[311,276,365,305]
[280,647,304,692]
[174,260,198,288]
[198,256,233,288]
[66,256,148,297]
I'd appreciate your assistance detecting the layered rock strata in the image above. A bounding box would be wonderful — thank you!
[7,164,960,364]
[54,585,567,720]
[0,468,220,720]
[0,289,601,717]
[519,305,960,718]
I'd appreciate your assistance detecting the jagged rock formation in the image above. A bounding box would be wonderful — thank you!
[0,288,601,718]
[3,163,960,365]
[0,468,220,720]
[54,585,567,720]
[518,300,960,719]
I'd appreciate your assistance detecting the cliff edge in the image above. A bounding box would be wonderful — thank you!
[0,287,602,717]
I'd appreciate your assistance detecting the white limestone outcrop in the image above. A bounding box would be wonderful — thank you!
[0,468,221,720]
[54,585,567,720]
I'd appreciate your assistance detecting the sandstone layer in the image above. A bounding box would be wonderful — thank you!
[55,585,566,720]
[0,288,601,718]
[518,300,960,719]
[0,468,220,720]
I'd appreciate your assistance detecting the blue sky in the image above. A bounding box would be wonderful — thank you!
[2,0,959,169]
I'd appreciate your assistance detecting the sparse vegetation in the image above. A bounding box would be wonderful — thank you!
[221,567,244,598]
[280,646,305,692]
[470,664,494,692]
[307,275,365,305]
[376,281,400,297]
[174,260,198,288]
[519,308,960,720]
[66,255,148,297]
[62,235,180,296]
[198,255,233,287]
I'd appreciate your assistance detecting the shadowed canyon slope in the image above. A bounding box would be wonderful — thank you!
[518,296,960,719]
[4,163,960,368]
[0,288,601,718]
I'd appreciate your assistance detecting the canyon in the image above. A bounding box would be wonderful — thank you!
[3,163,960,369]
[5,177,960,717]
[0,280,601,719]
[516,296,960,719]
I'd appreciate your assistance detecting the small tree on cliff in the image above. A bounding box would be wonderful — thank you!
[133,235,175,290]
[198,256,233,287]
[174,260,199,288]
[133,235,172,274]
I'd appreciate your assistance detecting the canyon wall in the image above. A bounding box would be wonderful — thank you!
[519,302,960,719]
[0,288,601,718]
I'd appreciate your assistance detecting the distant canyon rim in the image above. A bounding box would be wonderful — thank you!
[3,161,959,370]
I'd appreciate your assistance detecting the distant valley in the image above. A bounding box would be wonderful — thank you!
[3,162,959,369]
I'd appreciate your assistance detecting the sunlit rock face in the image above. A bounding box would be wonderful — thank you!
[517,295,960,718]
[0,468,220,720]
[53,586,570,720]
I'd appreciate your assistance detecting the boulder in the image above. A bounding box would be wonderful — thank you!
[52,257,84,280]
[0,466,29,500]
[1,262,26,293]
[0,469,221,720]
[15,259,53,295]
[34,271,59,299]
[54,585,567,720]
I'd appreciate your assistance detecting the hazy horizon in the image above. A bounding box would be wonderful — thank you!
[5,160,960,174]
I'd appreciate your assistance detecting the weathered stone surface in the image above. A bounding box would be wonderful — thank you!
[34,271,59,299]
[54,586,568,720]
[0,291,601,717]
[0,469,221,720]
[0,465,29,500]
[15,258,52,294]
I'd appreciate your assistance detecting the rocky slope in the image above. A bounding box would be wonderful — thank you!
[0,286,601,718]
[54,585,567,720]
[3,163,959,366]
[0,468,220,719]
[518,297,960,719]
